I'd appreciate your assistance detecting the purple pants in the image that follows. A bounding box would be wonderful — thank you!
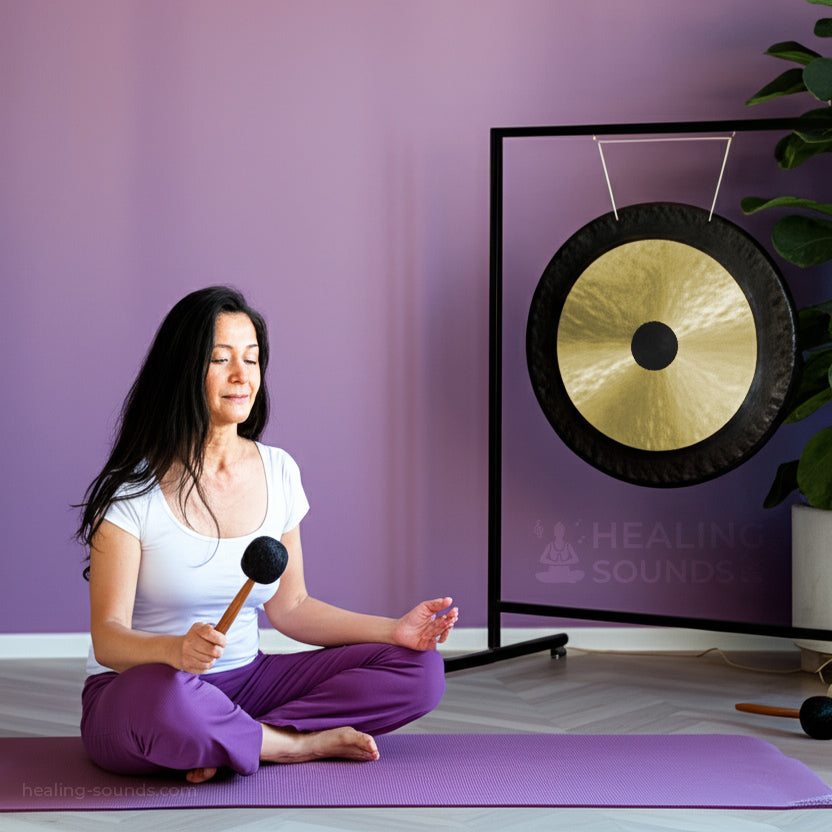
[81,644,445,777]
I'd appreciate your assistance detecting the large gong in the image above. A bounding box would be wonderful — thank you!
[526,202,799,486]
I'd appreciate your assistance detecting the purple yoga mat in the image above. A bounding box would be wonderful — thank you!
[2,734,831,811]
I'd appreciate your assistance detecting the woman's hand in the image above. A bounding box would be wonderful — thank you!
[179,622,227,674]
[391,597,458,652]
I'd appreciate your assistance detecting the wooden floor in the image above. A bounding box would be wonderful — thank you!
[2,645,832,830]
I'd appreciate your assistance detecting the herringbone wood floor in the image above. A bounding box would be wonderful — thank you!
[2,645,832,830]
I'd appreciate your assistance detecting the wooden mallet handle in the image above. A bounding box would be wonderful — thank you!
[735,702,800,719]
[215,578,255,635]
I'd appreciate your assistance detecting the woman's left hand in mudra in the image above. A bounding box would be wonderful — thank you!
[392,597,459,651]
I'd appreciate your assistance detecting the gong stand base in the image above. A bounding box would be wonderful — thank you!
[443,632,568,673]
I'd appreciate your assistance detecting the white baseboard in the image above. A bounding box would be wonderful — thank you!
[0,633,94,660]
[0,627,799,660]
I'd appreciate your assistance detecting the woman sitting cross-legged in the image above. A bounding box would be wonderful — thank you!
[75,285,457,783]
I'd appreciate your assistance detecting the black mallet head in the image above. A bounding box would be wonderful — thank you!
[241,535,289,584]
[799,696,832,740]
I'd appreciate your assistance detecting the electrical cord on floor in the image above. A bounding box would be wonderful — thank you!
[567,643,832,689]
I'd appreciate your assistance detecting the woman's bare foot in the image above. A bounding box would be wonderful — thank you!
[260,724,379,764]
[185,766,217,784]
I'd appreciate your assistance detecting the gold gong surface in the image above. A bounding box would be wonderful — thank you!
[556,239,757,452]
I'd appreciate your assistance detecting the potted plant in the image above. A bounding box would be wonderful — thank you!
[742,0,832,650]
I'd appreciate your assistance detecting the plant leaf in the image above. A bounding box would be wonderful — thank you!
[795,126,832,143]
[774,132,832,168]
[783,386,832,423]
[800,300,832,319]
[790,344,832,395]
[764,459,800,508]
[808,0,832,7]
[746,67,807,105]
[797,427,832,509]
[741,196,832,216]
[772,214,832,266]
[765,41,822,64]
[816,18,832,37]
[794,105,832,143]
[799,302,832,350]
[797,105,832,121]
[804,346,832,381]
[782,343,832,422]
[804,57,832,101]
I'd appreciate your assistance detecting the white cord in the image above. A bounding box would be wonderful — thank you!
[594,136,619,220]
[709,133,735,221]
[593,133,736,221]
[568,644,832,687]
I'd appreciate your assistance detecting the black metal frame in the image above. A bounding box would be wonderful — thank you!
[445,117,832,674]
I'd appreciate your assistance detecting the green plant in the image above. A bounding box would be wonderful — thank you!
[742,0,832,509]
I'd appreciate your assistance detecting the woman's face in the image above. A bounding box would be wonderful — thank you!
[205,312,261,431]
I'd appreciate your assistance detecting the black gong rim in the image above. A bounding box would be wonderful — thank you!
[525,202,799,487]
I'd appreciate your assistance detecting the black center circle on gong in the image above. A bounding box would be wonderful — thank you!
[631,321,678,371]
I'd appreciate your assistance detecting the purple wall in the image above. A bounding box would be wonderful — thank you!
[1,0,829,634]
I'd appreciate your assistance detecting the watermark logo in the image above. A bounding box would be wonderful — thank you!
[532,518,765,586]
[20,780,201,800]
[535,521,585,584]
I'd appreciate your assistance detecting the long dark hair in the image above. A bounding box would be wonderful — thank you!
[76,286,270,573]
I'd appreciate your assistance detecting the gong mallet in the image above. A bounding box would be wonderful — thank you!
[735,697,832,740]
[215,536,289,634]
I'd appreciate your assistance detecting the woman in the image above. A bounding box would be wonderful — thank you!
[76,286,457,783]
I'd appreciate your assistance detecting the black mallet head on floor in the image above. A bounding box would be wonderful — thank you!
[799,696,832,741]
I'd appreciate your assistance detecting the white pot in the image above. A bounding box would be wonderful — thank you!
[792,503,832,653]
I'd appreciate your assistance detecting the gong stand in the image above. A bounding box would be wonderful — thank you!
[444,117,832,674]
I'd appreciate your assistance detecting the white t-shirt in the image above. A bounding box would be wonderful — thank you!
[85,443,309,676]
